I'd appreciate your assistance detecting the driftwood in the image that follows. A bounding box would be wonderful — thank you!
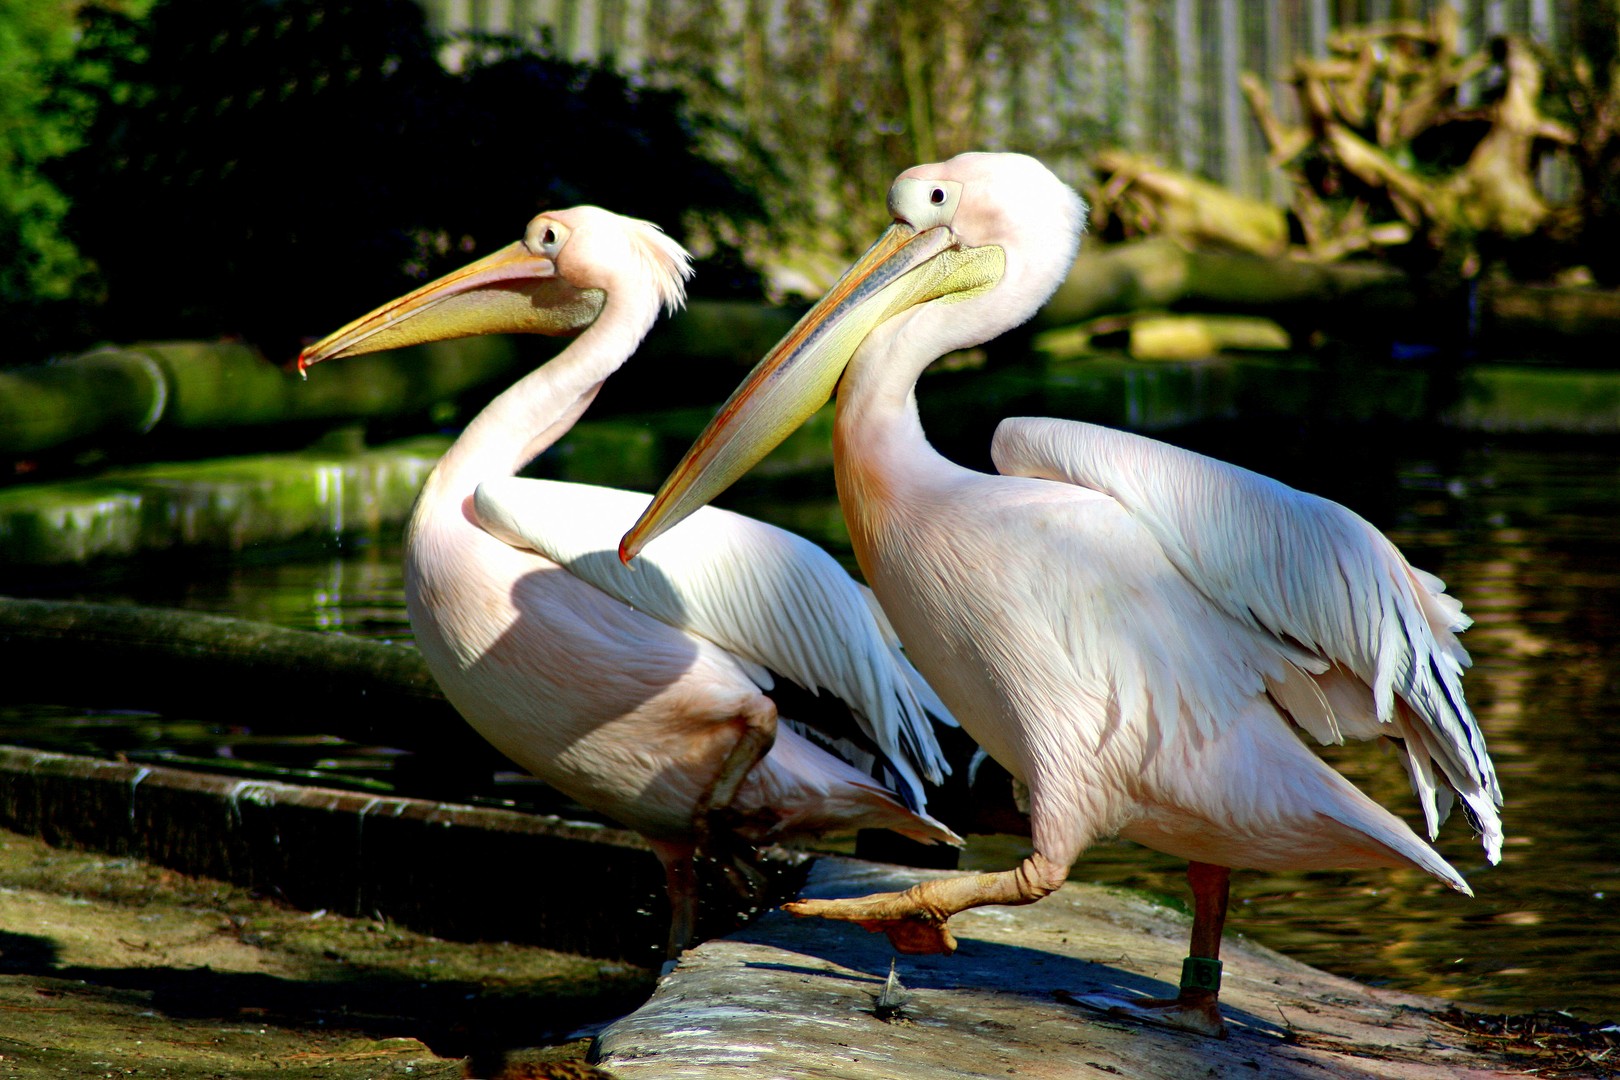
[1095,10,1612,285]
[1242,8,1576,268]
[1089,150,1290,258]
[1039,238,1620,355]
[0,596,488,762]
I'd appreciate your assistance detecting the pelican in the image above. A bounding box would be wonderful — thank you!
[621,153,1502,1035]
[299,206,960,953]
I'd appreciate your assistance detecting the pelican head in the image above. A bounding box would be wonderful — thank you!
[299,206,692,370]
[620,152,1086,561]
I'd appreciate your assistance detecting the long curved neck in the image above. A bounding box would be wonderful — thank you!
[831,313,961,536]
[428,288,658,501]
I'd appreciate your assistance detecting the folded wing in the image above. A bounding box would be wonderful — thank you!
[473,476,955,809]
[992,416,1502,862]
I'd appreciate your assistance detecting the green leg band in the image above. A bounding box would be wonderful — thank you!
[1180,956,1223,993]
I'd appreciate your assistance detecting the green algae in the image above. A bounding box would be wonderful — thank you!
[0,437,449,567]
[1454,366,1620,433]
[5,354,1619,570]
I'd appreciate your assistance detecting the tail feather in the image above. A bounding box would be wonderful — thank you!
[749,725,963,848]
[1312,765,1474,895]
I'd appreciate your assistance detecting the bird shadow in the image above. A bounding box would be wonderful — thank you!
[727,876,1295,1048]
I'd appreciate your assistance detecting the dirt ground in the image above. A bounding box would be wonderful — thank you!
[0,827,653,1079]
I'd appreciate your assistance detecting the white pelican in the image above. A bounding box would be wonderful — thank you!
[299,206,960,953]
[621,154,1503,1035]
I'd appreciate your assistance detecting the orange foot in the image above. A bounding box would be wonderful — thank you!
[1063,989,1227,1039]
[782,892,959,955]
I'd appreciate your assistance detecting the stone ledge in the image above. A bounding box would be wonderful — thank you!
[596,857,1516,1078]
[0,744,669,962]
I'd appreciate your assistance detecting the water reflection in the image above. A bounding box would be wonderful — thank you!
[44,537,416,640]
[4,437,1617,1020]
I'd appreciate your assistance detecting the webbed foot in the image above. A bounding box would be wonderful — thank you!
[1065,987,1227,1039]
[783,891,959,954]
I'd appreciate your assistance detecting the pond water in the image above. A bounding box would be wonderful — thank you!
[4,412,1617,1022]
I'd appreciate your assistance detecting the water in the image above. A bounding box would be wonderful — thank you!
[4,432,1617,1022]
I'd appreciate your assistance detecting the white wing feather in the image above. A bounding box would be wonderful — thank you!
[472,476,954,807]
[991,417,1502,862]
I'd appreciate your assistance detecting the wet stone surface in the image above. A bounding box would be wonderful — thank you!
[596,858,1526,1079]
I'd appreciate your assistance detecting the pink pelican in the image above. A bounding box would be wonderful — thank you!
[300,206,959,953]
[621,154,1502,1034]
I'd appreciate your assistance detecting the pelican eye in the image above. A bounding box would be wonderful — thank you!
[888,177,963,229]
[524,217,569,256]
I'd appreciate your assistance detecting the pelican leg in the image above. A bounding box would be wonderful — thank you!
[648,707,779,961]
[783,852,1069,954]
[649,839,700,961]
[694,703,778,833]
[1070,861,1230,1038]
[685,704,778,935]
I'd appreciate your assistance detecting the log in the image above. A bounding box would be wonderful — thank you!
[1124,314,1290,360]
[1091,150,1289,258]
[0,596,488,761]
[2,300,798,460]
[1036,238,1408,331]
[1039,239,1620,353]
[0,349,168,453]
[1483,280,1620,354]
[1,336,533,457]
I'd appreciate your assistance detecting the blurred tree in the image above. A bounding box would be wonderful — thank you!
[21,0,761,366]
[450,34,765,297]
[641,0,1094,277]
[1553,0,1620,285]
[0,0,124,359]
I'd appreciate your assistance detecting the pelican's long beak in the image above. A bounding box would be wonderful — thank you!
[619,222,1004,562]
[298,241,606,371]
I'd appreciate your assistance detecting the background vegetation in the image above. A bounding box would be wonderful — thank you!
[0,0,763,367]
[4,0,1619,371]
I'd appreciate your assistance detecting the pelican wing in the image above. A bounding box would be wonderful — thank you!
[991,416,1502,861]
[472,476,954,806]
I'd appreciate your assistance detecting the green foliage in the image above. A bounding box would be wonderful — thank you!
[641,1,1102,266]
[433,33,765,295]
[8,0,763,366]
[0,1,100,356]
